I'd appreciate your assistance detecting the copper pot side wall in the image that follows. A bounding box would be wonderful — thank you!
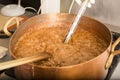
[9,13,112,80]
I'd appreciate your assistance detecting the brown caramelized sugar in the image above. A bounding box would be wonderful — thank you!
[14,27,107,67]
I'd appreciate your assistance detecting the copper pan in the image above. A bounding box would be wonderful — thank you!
[4,13,120,80]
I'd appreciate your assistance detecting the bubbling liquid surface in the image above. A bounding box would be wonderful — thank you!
[14,27,107,67]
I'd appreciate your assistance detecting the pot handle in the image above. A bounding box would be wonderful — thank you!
[105,37,120,69]
[3,17,19,36]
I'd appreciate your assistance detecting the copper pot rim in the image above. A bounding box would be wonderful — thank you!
[9,13,112,69]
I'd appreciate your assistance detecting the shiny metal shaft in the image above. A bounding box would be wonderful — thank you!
[64,0,89,43]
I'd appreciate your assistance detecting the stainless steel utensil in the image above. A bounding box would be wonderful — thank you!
[64,0,89,43]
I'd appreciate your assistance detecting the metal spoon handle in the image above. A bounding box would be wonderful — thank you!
[64,0,89,43]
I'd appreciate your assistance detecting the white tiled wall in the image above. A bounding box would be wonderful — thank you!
[85,0,120,27]
[61,0,120,27]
